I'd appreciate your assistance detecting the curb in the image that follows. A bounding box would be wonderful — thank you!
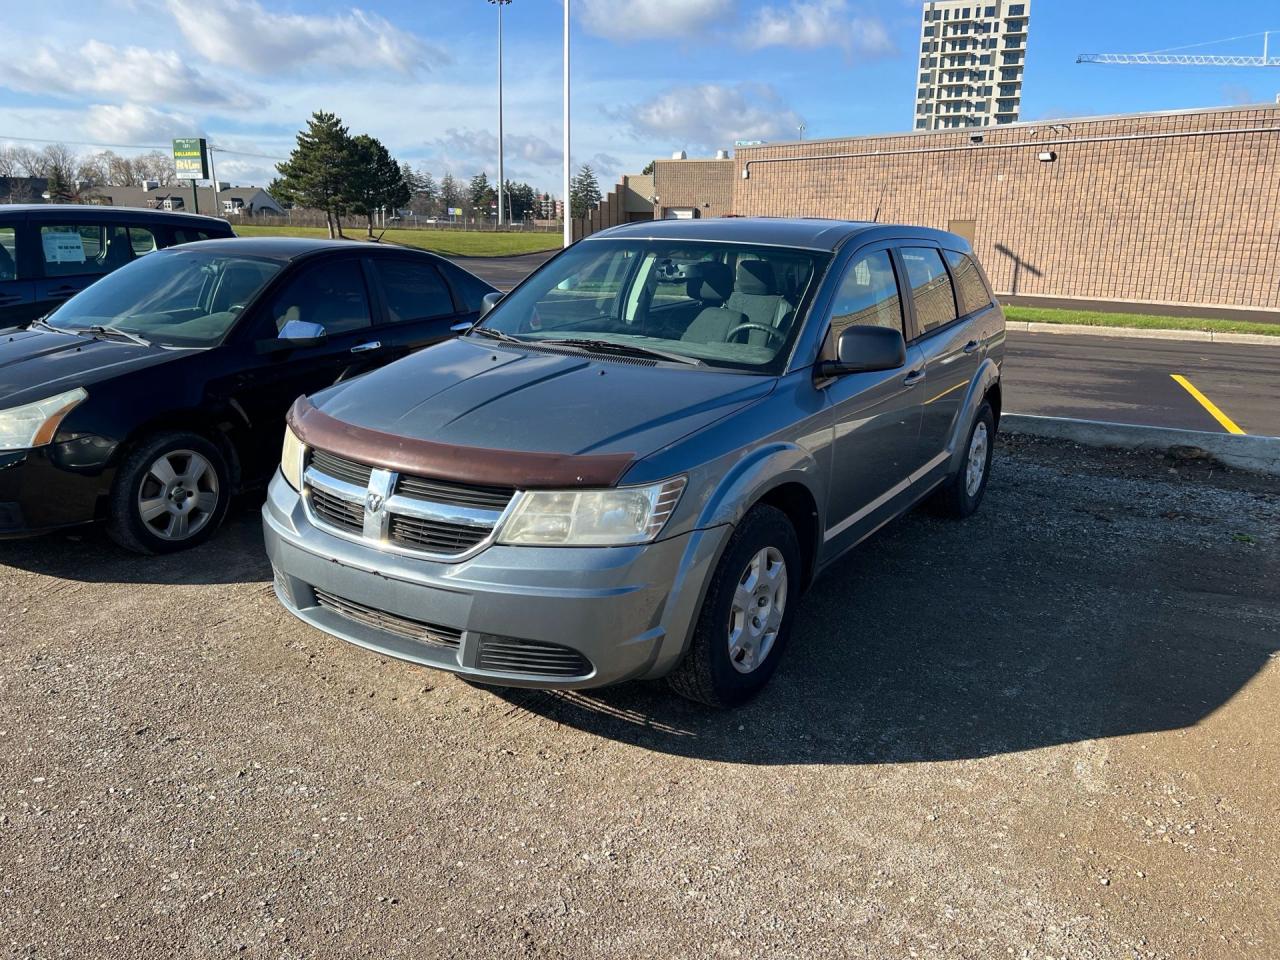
[1004,321,1280,347]
[1002,414,1280,476]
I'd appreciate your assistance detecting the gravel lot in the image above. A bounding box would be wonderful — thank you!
[2,437,1277,959]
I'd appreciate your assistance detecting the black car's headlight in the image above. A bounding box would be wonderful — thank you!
[496,477,687,546]
[0,387,87,451]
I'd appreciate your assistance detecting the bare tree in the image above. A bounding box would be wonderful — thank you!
[10,146,46,177]
[134,150,178,185]
[40,144,79,186]
[0,145,20,177]
[107,152,140,186]
[77,152,111,187]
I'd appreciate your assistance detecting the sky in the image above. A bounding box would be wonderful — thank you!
[0,0,1278,194]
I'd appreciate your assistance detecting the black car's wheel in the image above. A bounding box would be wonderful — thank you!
[106,431,230,555]
[933,401,995,519]
[668,504,801,708]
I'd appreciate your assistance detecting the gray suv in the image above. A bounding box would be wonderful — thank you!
[263,219,1005,706]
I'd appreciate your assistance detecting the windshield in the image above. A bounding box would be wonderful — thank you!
[46,248,283,348]
[474,239,827,373]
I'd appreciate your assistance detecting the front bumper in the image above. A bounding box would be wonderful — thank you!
[262,471,730,689]
[0,441,113,537]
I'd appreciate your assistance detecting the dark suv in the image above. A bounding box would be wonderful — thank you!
[265,219,1006,707]
[0,204,232,330]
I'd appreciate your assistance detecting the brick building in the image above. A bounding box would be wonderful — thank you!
[646,104,1280,312]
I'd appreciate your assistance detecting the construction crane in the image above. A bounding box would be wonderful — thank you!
[1078,30,1280,67]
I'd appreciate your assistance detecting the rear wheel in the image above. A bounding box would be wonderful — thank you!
[106,432,230,554]
[933,401,995,519]
[668,504,801,708]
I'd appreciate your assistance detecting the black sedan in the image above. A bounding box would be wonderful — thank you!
[0,237,496,552]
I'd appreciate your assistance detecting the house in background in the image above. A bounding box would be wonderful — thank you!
[83,182,285,217]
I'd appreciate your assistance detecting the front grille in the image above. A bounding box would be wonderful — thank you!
[395,475,514,511]
[305,448,516,559]
[389,516,491,553]
[477,635,592,678]
[309,449,371,488]
[310,487,364,533]
[314,588,462,650]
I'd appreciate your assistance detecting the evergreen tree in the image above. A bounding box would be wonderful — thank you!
[468,172,495,218]
[570,164,601,219]
[412,166,438,213]
[439,173,461,218]
[350,134,411,238]
[274,111,358,238]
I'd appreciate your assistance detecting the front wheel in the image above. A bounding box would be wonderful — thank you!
[106,432,230,554]
[933,401,995,519]
[667,504,801,708]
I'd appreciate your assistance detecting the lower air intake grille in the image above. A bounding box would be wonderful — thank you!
[476,635,592,678]
[314,589,462,650]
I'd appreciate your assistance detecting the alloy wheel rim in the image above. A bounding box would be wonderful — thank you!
[966,422,989,497]
[727,546,788,675]
[137,450,219,541]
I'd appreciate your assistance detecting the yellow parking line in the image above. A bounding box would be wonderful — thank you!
[1170,374,1245,435]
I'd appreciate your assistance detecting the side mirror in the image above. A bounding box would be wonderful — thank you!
[817,326,906,378]
[479,291,503,319]
[278,319,327,347]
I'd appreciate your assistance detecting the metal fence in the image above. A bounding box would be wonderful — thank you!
[241,211,564,234]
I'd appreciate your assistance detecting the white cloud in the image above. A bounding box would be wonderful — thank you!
[623,83,804,151]
[579,0,733,41]
[426,127,562,180]
[163,0,445,76]
[4,40,255,108]
[744,0,894,57]
[84,103,198,145]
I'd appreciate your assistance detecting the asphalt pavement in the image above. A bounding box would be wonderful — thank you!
[452,256,1280,438]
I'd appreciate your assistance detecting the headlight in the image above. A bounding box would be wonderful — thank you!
[497,477,686,546]
[280,424,306,491]
[0,387,88,451]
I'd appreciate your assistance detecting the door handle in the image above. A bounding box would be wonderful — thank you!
[962,339,981,354]
[350,340,382,353]
[903,369,925,386]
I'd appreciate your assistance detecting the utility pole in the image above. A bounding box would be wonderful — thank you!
[207,147,219,220]
[563,0,572,248]
[489,0,511,227]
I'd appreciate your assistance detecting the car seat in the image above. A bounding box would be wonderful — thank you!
[679,261,748,344]
[726,259,794,346]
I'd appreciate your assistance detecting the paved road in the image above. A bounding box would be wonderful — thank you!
[452,257,1280,438]
[1005,331,1280,437]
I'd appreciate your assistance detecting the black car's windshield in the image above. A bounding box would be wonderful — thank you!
[46,249,283,348]
[473,239,827,373]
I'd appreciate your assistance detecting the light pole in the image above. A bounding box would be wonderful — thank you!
[489,0,511,227]
[563,0,572,248]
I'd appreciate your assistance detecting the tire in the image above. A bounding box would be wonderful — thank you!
[667,504,802,708]
[106,431,231,555]
[933,401,995,519]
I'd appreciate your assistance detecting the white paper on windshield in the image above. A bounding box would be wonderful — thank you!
[42,231,87,264]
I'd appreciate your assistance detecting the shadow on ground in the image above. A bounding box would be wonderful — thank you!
[0,501,270,587]
[494,487,1280,765]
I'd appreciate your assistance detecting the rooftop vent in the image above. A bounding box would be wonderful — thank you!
[715,149,730,160]
[142,180,161,192]
[671,150,687,160]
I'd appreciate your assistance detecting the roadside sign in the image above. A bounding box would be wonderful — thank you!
[172,138,209,179]
[449,207,462,216]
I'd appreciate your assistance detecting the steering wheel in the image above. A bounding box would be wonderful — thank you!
[726,322,785,345]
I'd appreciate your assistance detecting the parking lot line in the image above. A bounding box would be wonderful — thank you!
[1170,374,1246,435]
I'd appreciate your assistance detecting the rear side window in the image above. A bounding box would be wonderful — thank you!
[829,250,903,335]
[0,226,19,280]
[268,259,372,335]
[129,227,159,258]
[944,250,992,316]
[39,224,133,277]
[900,247,958,335]
[170,228,214,246]
[372,259,455,323]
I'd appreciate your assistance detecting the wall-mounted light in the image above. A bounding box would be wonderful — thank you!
[1037,150,1058,163]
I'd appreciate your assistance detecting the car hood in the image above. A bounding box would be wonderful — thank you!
[0,328,184,408]
[315,336,775,461]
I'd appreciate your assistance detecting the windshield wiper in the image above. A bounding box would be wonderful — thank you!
[537,337,704,367]
[28,317,59,333]
[78,325,152,348]
[469,326,527,344]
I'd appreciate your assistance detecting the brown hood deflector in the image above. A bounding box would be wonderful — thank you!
[288,397,635,489]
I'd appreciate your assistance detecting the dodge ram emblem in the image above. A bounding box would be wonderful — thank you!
[365,492,385,514]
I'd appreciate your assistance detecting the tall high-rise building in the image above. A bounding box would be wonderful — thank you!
[915,1,1030,131]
